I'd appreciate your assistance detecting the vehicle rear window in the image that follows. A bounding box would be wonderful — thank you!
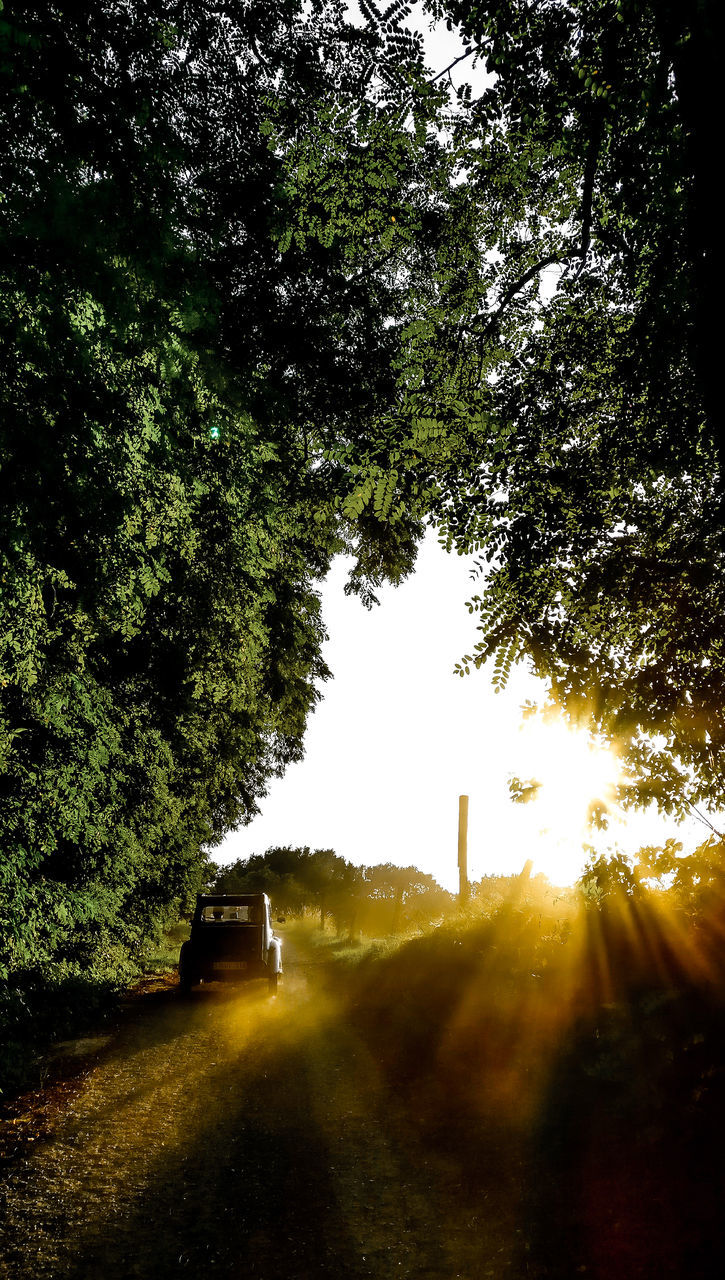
[201,905,257,923]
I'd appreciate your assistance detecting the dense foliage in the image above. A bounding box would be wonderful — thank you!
[410,0,722,817]
[337,870,725,1277]
[0,0,465,1015]
[286,0,723,819]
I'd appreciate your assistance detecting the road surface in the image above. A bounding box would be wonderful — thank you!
[0,937,515,1279]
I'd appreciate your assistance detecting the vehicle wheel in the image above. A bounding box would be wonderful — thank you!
[178,942,194,994]
[268,971,279,995]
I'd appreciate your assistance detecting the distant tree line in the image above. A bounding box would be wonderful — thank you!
[210,847,453,938]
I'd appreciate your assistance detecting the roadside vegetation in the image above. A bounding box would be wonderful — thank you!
[211,836,725,1275]
[298,844,725,1277]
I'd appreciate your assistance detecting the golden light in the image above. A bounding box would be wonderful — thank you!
[512,717,623,886]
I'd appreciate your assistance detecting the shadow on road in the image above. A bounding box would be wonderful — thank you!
[1,962,486,1280]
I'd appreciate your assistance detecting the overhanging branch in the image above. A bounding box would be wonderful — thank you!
[467,253,572,339]
[428,44,485,86]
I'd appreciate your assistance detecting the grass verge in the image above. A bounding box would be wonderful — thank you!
[305,894,725,1278]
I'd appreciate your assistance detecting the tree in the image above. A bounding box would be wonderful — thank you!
[294,0,724,818]
[394,0,723,819]
[360,862,452,934]
[0,0,461,997]
[212,848,313,916]
[298,848,342,931]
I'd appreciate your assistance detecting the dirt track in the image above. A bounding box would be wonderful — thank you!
[0,938,513,1279]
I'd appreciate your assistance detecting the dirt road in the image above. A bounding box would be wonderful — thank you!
[0,939,514,1279]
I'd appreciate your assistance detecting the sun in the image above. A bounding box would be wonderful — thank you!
[512,718,623,885]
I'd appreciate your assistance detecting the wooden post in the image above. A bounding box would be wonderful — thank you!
[458,794,469,905]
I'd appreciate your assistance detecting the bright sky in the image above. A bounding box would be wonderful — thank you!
[215,532,705,891]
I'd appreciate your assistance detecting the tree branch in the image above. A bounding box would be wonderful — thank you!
[685,798,724,839]
[250,35,271,71]
[428,44,485,86]
[467,253,571,339]
[575,118,603,273]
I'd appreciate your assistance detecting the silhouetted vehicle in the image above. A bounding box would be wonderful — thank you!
[178,894,283,994]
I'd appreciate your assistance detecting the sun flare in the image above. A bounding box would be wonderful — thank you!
[513,718,623,886]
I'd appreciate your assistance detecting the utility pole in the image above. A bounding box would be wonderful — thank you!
[458,794,469,905]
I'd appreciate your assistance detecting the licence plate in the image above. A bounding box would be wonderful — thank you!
[212,961,247,971]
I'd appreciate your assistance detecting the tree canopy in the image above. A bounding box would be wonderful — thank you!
[292,0,723,820]
[410,0,722,820]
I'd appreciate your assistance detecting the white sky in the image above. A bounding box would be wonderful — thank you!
[215,532,706,891]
